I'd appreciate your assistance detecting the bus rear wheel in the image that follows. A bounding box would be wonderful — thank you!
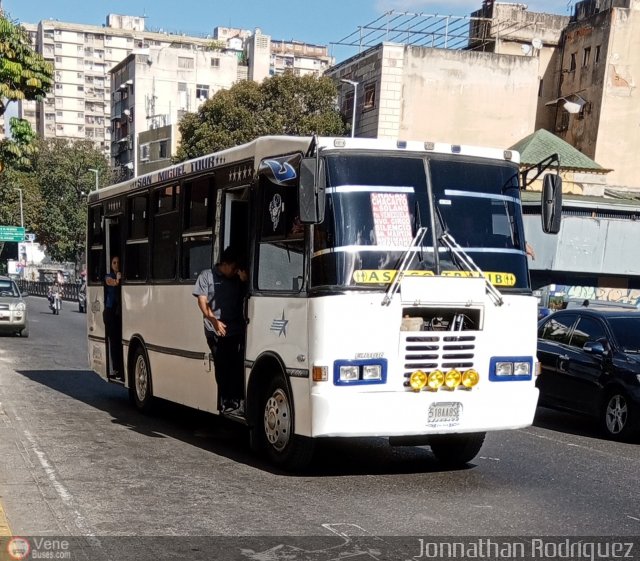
[130,347,154,413]
[429,432,486,467]
[254,375,314,471]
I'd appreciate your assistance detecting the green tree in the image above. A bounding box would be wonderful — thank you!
[0,13,53,169]
[176,73,346,160]
[30,139,111,263]
[0,167,42,261]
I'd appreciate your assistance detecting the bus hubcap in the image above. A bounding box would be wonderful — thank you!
[136,357,148,401]
[264,388,290,452]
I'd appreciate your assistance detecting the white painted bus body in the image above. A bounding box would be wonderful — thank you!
[246,276,538,438]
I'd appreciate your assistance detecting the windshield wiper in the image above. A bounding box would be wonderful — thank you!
[439,231,504,307]
[382,226,428,307]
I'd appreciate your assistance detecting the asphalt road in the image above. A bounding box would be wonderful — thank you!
[0,296,639,554]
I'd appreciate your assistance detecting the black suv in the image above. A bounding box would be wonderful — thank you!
[537,309,640,439]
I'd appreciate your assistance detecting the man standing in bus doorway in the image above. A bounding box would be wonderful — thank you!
[104,256,123,380]
[193,247,248,415]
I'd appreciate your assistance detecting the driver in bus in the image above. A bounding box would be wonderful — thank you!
[193,247,248,415]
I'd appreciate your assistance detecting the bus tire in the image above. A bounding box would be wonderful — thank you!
[130,347,154,413]
[255,375,314,471]
[429,432,486,467]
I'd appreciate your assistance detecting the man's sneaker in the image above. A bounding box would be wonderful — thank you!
[221,399,237,414]
[222,399,242,414]
[222,399,245,416]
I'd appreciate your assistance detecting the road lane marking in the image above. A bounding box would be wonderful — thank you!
[520,428,629,458]
[0,498,11,536]
[22,430,101,545]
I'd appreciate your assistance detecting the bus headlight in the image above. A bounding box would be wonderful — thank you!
[334,360,388,385]
[495,362,513,376]
[362,364,382,380]
[339,365,359,382]
[489,357,533,381]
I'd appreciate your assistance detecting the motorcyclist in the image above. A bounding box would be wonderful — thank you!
[48,281,63,314]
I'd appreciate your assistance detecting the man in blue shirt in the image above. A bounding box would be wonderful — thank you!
[193,247,247,414]
[104,255,123,379]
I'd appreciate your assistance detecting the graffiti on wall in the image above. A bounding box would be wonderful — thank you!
[556,286,640,306]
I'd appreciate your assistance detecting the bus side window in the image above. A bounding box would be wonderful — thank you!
[181,178,214,280]
[257,176,304,292]
[87,206,104,283]
[125,195,149,281]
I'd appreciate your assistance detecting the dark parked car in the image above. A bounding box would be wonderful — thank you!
[537,309,640,439]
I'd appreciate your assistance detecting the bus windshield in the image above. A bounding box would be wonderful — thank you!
[311,153,528,291]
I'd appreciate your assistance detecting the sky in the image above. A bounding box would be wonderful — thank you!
[3,0,576,60]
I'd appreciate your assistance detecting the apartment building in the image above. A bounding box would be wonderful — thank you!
[110,45,242,176]
[17,15,332,161]
[31,15,216,155]
[213,26,333,79]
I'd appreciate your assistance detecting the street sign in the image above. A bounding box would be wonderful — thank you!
[0,226,25,242]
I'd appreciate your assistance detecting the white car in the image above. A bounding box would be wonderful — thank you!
[0,276,29,337]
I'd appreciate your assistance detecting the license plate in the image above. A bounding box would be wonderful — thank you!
[428,402,462,427]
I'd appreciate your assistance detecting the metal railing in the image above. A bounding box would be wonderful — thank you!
[17,280,82,302]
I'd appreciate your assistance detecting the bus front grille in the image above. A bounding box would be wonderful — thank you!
[402,334,476,383]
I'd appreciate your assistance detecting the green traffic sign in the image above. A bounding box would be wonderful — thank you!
[0,225,25,242]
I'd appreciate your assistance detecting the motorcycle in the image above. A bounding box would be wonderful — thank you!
[48,291,62,315]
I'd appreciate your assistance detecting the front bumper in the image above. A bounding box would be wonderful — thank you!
[0,310,27,332]
[309,384,539,438]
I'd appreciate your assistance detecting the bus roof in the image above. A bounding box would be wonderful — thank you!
[91,136,520,202]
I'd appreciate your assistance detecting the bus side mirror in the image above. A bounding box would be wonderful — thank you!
[299,157,325,224]
[542,174,562,234]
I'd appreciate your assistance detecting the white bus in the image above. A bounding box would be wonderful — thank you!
[87,135,561,469]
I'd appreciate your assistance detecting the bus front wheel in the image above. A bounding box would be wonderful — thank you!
[429,432,486,467]
[253,375,314,471]
[130,347,154,413]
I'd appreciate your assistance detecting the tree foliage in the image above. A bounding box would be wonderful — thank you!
[176,73,347,160]
[0,13,53,117]
[0,116,37,170]
[28,139,111,263]
[0,13,54,171]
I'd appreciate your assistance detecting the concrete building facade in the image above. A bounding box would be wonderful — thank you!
[470,2,570,132]
[553,0,640,190]
[110,45,242,176]
[329,0,640,192]
[327,42,540,150]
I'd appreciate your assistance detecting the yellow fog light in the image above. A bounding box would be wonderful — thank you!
[409,370,428,392]
[427,370,444,390]
[444,369,462,389]
[462,369,480,388]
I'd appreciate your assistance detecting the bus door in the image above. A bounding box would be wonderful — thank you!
[219,187,251,390]
[104,216,124,381]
